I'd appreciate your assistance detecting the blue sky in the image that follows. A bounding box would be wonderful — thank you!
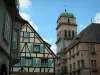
[19,0,100,54]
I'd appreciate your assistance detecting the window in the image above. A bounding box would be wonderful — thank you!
[12,28,19,51]
[41,58,48,67]
[88,44,95,51]
[81,60,84,68]
[77,60,80,69]
[23,32,30,42]
[40,44,44,53]
[21,57,25,66]
[64,30,67,37]
[34,45,40,52]
[33,58,41,67]
[73,62,75,70]
[3,11,12,43]
[24,32,30,38]
[91,60,97,68]
[25,58,32,66]
[68,30,71,37]
[68,18,70,24]
[72,31,74,38]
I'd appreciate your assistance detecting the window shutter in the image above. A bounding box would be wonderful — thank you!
[37,59,41,67]
[33,58,36,67]
[48,59,52,67]
[40,44,44,53]
[30,44,33,52]
[21,57,25,66]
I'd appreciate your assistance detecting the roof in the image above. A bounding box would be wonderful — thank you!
[58,11,75,19]
[78,23,100,43]
[64,23,100,52]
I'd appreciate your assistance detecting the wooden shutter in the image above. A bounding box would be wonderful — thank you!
[48,59,53,67]
[30,44,33,52]
[21,57,25,66]
[33,58,36,67]
[40,44,44,53]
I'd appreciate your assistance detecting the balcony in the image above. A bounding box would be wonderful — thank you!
[91,68,98,72]
[90,51,96,55]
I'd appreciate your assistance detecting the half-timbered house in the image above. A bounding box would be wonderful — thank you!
[11,22,56,75]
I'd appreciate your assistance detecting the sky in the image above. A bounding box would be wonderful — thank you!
[18,0,100,54]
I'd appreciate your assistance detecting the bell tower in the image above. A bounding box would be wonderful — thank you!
[56,10,77,54]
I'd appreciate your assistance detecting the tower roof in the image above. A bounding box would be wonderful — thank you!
[58,11,75,19]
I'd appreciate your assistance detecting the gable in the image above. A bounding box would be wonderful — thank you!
[20,23,56,58]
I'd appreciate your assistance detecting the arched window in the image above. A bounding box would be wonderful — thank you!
[68,18,70,24]
[72,31,74,38]
[68,30,71,37]
[64,30,67,37]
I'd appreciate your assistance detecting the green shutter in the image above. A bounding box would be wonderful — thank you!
[37,59,41,67]
[33,58,36,67]
[20,44,22,50]
[21,57,25,66]
[30,44,33,52]
[48,59,52,67]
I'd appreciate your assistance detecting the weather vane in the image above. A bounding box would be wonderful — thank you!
[64,5,66,12]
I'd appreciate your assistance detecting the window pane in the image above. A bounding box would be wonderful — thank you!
[24,32,30,38]
[34,45,40,52]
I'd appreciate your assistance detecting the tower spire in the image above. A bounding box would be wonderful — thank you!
[64,5,66,12]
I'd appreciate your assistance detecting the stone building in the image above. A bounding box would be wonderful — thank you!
[0,0,26,75]
[55,10,100,75]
